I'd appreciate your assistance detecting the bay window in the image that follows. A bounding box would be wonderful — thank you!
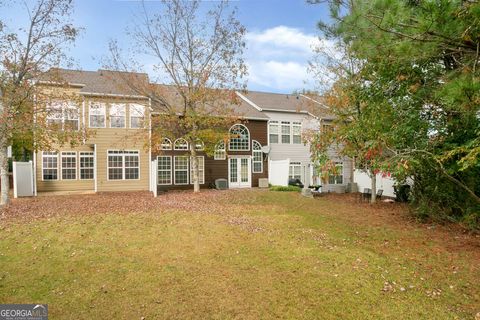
[89,102,106,128]
[110,103,126,128]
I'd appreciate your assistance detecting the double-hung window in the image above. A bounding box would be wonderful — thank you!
[130,104,145,129]
[214,141,226,160]
[157,156,172,185]
[89,102,106,128]
[252,140,263,173]
[281,121,291,144]
[174,156,189,185]
[190,156,205,184]
[110,103,126,128]
[42,152,58,180]
[328,162,343,184]
[269,121,279,144]
[46,101,79,130]
[292,122,302,144]
[107,150,139,180]
[79,152,94,180]
[61,151,77,180]
[289,162,302,181]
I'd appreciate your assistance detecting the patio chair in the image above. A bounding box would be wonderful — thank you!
[376,189,383,200]
[362,188,371,201]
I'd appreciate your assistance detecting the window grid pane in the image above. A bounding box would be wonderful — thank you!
[229,124,250,150]
[174,156,189,184]
[61,152,77,180]
[157,156,172,185]
[42,152,58,180]
[80,152,94,180]
[252,140,263,173]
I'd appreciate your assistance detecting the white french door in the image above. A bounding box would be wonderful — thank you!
[228,157,251,188]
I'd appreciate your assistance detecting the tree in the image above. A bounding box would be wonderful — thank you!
[108,0,247,192]
[311,0,480,227]
[0,0,80,205]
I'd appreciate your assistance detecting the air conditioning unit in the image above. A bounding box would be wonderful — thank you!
[258,178,269,188]
[215,178,228,190]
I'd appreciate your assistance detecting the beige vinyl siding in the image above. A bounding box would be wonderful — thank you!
[35,89,150,193]
[36,146,95,192]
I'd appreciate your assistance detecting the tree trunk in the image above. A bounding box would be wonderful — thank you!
[370,171,377,204]
[190,146,200,193]
[0,90,10,206]
[0,146,9,206]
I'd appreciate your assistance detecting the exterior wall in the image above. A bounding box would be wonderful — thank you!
[265,110,353,190]
[153,120,268,191]
[35,88,150,193]
[354,169,396,197]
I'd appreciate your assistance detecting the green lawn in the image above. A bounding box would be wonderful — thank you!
[0,190,478,319]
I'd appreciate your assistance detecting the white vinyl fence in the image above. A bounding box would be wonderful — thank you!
[353,169,396,197]
[268,159,290,186]
[13,161,34,198]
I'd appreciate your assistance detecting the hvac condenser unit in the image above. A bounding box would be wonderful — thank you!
[215,178,228,190]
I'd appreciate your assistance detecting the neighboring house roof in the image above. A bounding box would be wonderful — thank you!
[38,68,150,98]
[39,68,269,120]
[150,84,269,120]
[237,90,334,120]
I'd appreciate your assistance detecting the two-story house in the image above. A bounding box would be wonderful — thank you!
[34,69,151,194]
[236,91,353,192]
[150,88,269,192]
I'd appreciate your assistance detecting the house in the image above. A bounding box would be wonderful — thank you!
[32,69,269,195]
[34,69,151,194]
[29,68,351,196]
[236,91,354,192]
[150,87,269,191]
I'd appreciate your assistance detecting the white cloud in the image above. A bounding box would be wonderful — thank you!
[245,26,334,92]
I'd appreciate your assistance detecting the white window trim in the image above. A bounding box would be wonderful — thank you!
[174,156,189,185]
[129,103,145,129]
[328,161,344,185]
[41,151,59,181]
[79,151,94,181]
[109,103,126,128]
[195,140,204,151]
[229,124,250,151]
[60,151,77,180]
[289,162,302,180]
[106,150,141,181]
[46,101,79,131]
[214,141,226,160]
[174,138,189,151]
[157,155,172,185]
[252,140,263,174]
[268,121,279,145]
[89,102,106,128]
[190,156,205,185]
[161,138,172,150]
[292,121,302,144]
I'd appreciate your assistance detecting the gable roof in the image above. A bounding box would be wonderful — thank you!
[237,90,334,120]
[38,68,150,98]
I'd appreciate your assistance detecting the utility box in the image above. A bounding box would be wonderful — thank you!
[215,178,228,190]
[258,178,269,188]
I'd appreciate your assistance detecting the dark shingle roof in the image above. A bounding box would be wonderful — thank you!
[39,68,150,97]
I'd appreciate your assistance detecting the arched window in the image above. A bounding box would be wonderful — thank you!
[229,124,250,151]
[195,140,204,151]
[174,138,188,150]
[252,140,263,173]
[161,138,172,150]
[214,141,226,160]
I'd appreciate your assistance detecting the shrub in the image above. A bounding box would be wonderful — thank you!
[269,185,301,192]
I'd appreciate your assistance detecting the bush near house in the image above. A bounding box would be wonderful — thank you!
[269,185,302,192]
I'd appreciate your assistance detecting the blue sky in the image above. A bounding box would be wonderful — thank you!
[2,0,331,93]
